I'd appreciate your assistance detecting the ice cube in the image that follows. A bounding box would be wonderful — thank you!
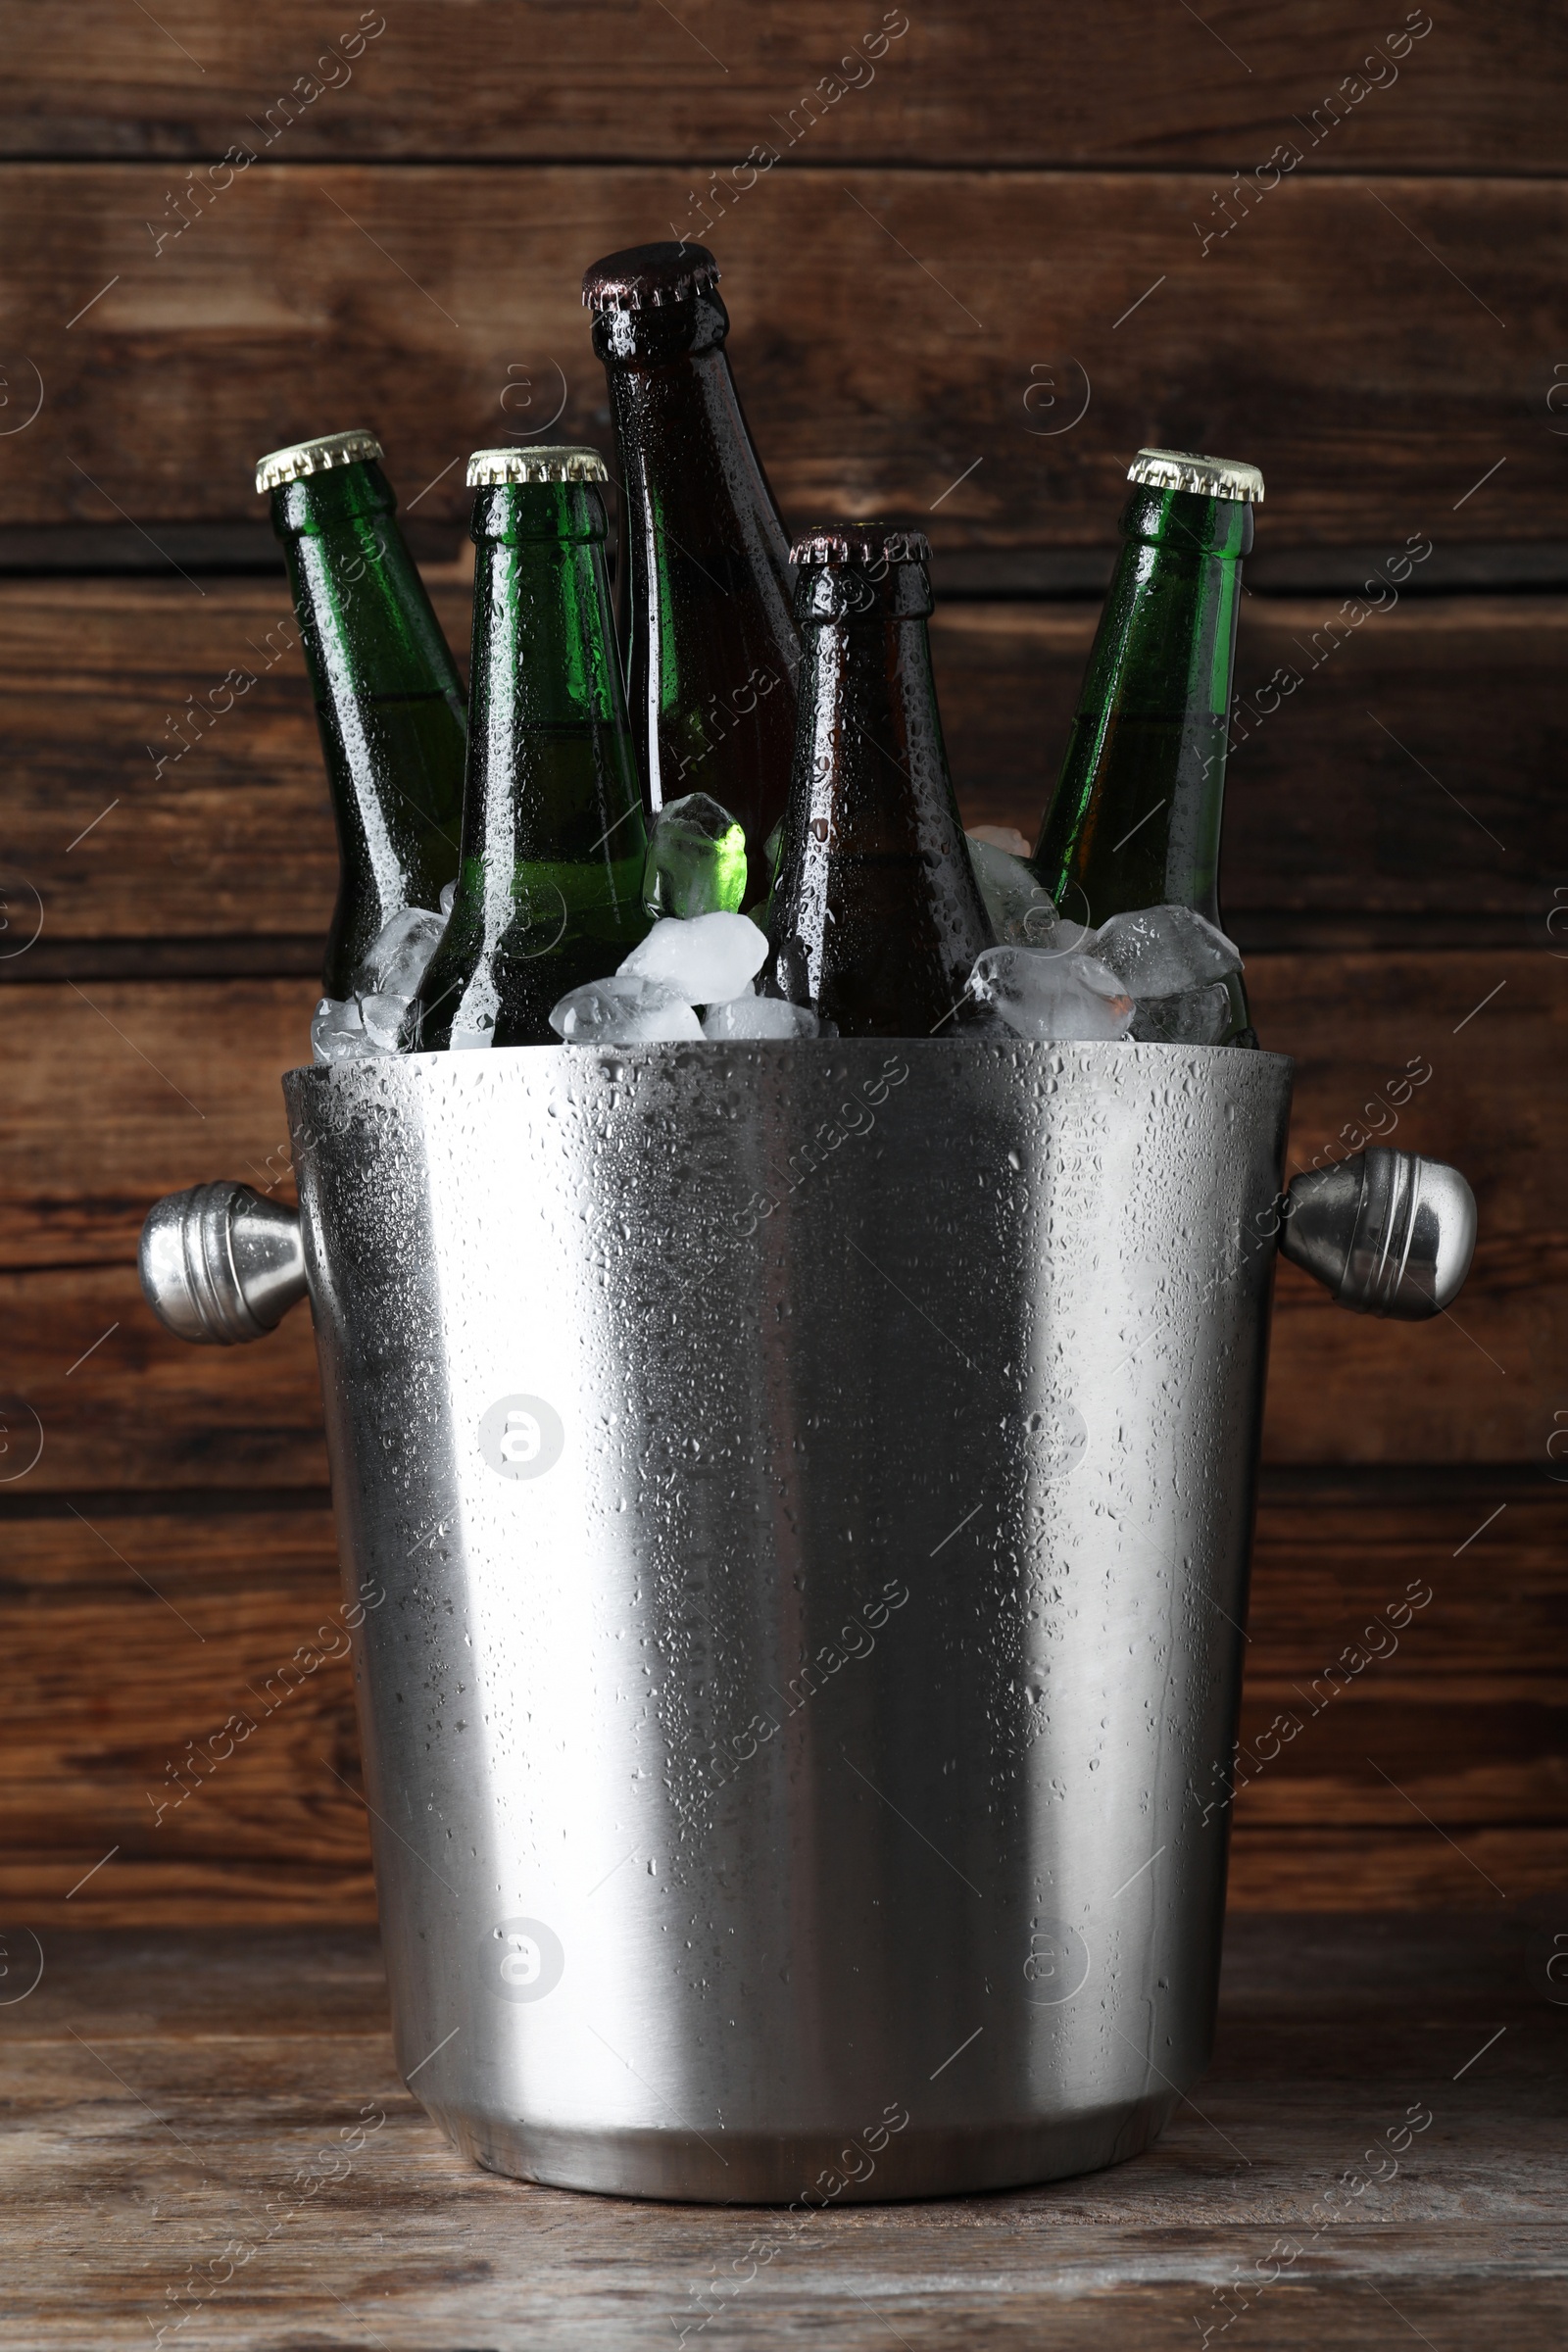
[642,793,749,919]
[966,823,1033,859]
[966,945,1135,1042]
[1129,981,1234,1046]
[1054,916,1099,954]
[439,880,457,916]
[359,992,408,1052]
[702,992,820,1040]
[550,974,705,1044]
[1094,905,1241,998]
[311,997,374,1065]
[618,910,767,1004]
[1074,954,1137,1004]
[355,904,447,1001]
[966,836,1062,948]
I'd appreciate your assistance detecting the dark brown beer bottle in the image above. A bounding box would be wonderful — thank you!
[582,240,797,904]
[764,526,994,1037]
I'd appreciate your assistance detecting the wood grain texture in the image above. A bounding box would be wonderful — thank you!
[1233,1695,1568,1825]
[0,978,316,1265]
[1228,1825,1564,1909]
[0,1917,1561,2347]
[0,1493,1558,1925]
[0,1582,368,1860]
[4,583,1562,950]
[0,1502,337,1591]
[0,1264,327,1492]
[0,1509,371,1923]
[3,3,1550,171]
[0,166,1550,543]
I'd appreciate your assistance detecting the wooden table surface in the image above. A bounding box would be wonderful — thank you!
[3,1915,1562,2348]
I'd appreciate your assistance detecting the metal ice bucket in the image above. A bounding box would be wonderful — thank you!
[140,1040,1474,2202]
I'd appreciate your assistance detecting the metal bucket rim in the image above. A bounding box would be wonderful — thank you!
[283,1038,1296,1091]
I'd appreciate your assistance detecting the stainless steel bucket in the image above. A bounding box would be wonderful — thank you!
[140,1040,1475,2202]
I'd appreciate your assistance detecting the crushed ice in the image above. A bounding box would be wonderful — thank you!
[311,901,447,1065]
[312,822,1244,1059]
[963,840,1242,1045]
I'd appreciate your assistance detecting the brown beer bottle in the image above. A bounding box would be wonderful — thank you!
[582,240,797,904]
[764,526,994,1037]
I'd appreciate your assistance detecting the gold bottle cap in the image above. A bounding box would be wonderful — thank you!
[1127,448,1264,503]
[466,446,610,487]
[255,430,383,495]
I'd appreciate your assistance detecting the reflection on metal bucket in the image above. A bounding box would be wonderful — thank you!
[139,1039,1476,2203]
[290,1038,1285,2201]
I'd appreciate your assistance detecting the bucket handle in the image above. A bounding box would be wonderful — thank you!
[1280,1148,1475,1321]
[135,1146,1477,1346]
[138,1182,308,1345]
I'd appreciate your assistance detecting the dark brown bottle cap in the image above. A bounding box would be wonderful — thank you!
[790,525,931,570]
[581,241,721,314]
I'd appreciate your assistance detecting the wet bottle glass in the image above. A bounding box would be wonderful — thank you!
[404,447,648,1052]
[583,240,798,902]
[1029,448,1262,1044]
[764,526,994,1037]
[260,429,467,1000]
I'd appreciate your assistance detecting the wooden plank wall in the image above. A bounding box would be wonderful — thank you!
[1,2,1563,1926]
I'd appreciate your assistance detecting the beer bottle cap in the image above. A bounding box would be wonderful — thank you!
[1127,448,1264,503]
[581,240,721,313]
[790,524,932,569]
[255,429,382,495]
[466,446,610,486]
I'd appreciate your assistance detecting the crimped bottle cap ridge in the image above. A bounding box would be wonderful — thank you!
[466,446,610,486]
[1127,448,1264,503]
[255,430,383,495]
[790,524,932,570]
[582,240,721,313]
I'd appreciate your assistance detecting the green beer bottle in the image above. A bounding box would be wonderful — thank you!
[259,429,467,1000]
[764,526,994,1038]
[1029,448,1262,1044]
[404,448,649,1052]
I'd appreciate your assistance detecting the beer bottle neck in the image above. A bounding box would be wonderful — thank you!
[594,295,793,621]
[799,567,949,814]
[1033,482,1250,925]
[770,561,991,1036]
[462,480,633,920]
[272,460,463,708]
[270,456,466,997]
[606,338,789,553]
[407,473,648,1050]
